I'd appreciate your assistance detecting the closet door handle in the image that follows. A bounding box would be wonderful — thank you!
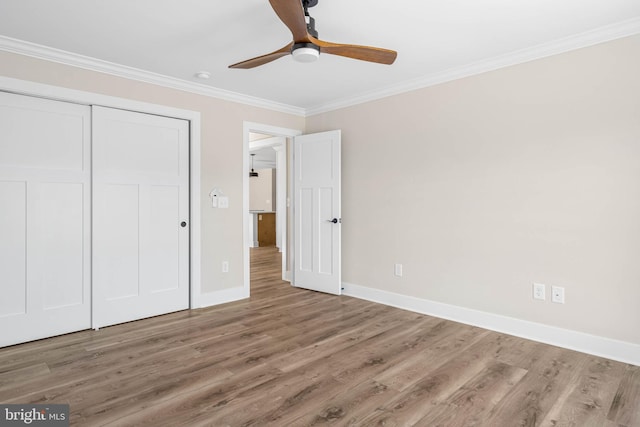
[180,221,187,228]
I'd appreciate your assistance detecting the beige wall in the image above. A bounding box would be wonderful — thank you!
[306,35,640,345]
[3,34,639,346]
[0,50,304,295]
[249,168,275,211]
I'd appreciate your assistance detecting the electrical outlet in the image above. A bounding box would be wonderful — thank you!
[222,261,229,273]
[533,283,546,300]
[552,286,565,304]
[394,263,403,277]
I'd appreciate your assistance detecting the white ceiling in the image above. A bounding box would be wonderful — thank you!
[249,133,278,169]
[251,148,277,170]
[1,0,639,114]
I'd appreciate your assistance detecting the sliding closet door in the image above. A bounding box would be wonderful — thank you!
[92,106,190,328]
[0,91,91,347]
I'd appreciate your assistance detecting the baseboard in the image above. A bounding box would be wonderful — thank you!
[196,286,249,309]
[342,282,640,366]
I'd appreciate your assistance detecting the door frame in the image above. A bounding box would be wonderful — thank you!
[243,122,302,293]
[249,136,286,269]
[0,76,204,310]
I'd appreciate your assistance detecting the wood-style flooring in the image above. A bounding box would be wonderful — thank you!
[1,246,638,426]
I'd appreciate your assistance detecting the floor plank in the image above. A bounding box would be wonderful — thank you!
[0,245,637,426]
[414,361,528,426]
[607,364,640,426]
[540,356,625,427]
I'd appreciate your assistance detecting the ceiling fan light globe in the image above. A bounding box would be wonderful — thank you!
[292,47,320,63]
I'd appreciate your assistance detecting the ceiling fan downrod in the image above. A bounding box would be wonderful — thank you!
[302,0,319,38]
[291,0,321,62]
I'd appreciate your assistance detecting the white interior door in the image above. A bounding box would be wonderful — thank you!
[92,106,189,328]
[293,130,341,295]
[0,91,91,347]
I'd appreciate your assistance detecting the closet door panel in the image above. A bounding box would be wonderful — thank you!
[99,183,141,300]
[0,98,85,171]
[93,106,189,329]
[31,182,86,310]
[146,184,181,293]
[0,91,91,347]
[0,180,27,318]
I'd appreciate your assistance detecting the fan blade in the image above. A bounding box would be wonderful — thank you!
[269,0,311,42]
[228,43,293,69]
[311,37,397,65]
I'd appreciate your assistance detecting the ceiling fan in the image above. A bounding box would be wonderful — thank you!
[229,0,397,69]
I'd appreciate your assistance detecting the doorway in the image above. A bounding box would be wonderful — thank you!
[243,122,302,293]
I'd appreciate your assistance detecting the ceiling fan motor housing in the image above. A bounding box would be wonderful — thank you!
[292,43,320,62]
[228,0,397,68]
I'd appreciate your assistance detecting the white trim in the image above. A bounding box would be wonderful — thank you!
[0,76,204,311]
[0,35,306,117]
[286,135,294,285]
[305,17,640,116]
[189,117,202,309]
[273,144,287,267]
[3,18,640,118]
[243,122,302,295]
[342,282,640,366]
[197,286,249,308]
[249,136,285,151]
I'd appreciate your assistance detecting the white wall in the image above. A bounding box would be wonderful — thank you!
[306,34,640,346]
[0,50,304,297]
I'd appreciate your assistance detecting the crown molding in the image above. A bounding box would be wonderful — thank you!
[306,17,640,116]
[0,35,306,117]
[2,16,640,118]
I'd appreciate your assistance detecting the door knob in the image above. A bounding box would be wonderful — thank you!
[328,218,340,224]
[180,221,187,227]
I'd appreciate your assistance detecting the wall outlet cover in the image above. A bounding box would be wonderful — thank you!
[533,283,546,300]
